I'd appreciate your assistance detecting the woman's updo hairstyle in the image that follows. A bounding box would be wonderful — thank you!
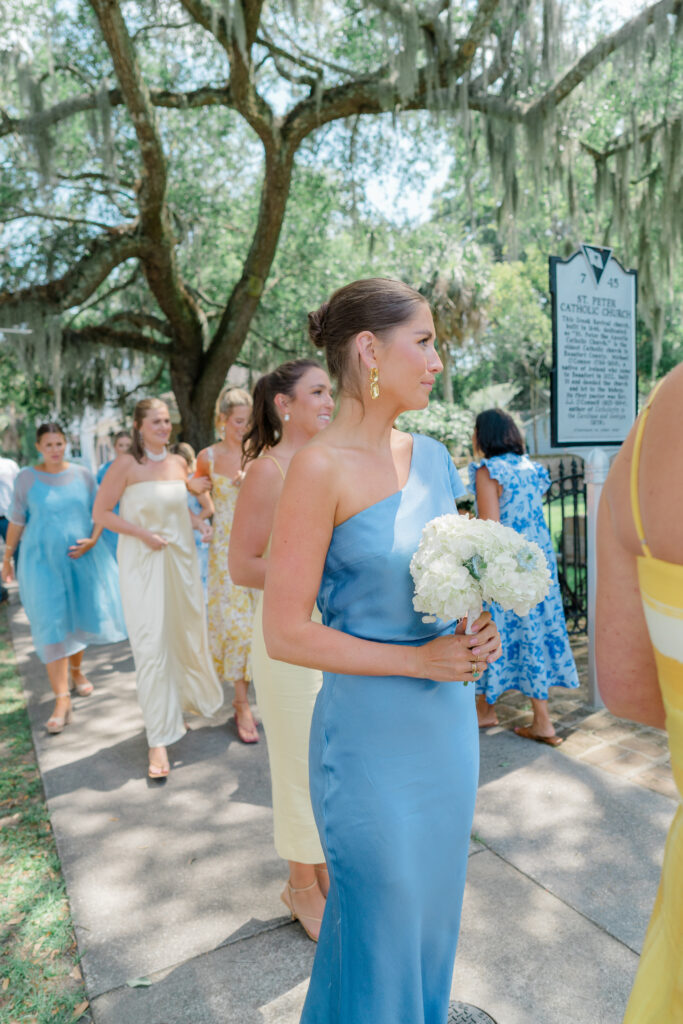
[308,278,428,396]
[215,386,252,433]
[130,397,168,463]
[241,358,322,466]
[36,422,66,442]
[474,408,525,459]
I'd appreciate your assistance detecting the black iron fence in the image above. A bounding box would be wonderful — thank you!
[544,459,587,635]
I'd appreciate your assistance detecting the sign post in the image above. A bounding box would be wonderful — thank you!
[549,245,637,707]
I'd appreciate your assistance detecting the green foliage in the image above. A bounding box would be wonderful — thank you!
[485,254,552,412]
[0,0,681,436]
[396,400,474,457]
[0,609,88,1023]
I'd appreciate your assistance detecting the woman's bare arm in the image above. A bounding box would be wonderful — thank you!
[592,363,683,729]
[596,478,664,727]
[263,444,500,683]
[1,522,23,582]
[197,490,214,519]
[475,466,501,521]
[92,457,143,537]
[229,459,282,590]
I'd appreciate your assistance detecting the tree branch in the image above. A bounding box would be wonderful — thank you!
[177,0,274,146]
[3,208,121,231]
[255,29,354,79]
[62,323,171,357]
[580,115,679,161]
[116,358,166,400]
[175,0,231,53]
[65,266,141,326]
[0,84,232,139]
[89,0,208,357]
[0,224,142,326]
[90,0,167,213]
[106,310,174,337]
[283,0,502,146]
[525,0,682,121]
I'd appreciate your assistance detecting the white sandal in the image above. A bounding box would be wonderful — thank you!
[46,693,72,734]
[69,670,94,697]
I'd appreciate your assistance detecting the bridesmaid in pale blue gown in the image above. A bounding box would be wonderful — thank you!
[96,430,132,559]
[263,279,502,1024]
[2,423,126,734]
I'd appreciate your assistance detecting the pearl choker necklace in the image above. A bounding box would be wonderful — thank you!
[144,447,168,463]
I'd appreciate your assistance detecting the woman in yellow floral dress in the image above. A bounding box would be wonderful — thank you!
[196,387,258,743]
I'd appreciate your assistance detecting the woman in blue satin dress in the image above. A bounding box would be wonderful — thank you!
[263,279,502,1024]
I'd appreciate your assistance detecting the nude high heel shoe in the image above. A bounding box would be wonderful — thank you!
[280,881,323,942]
[232,699,259,744]
[69,669,94,697]
[46,693,72,734]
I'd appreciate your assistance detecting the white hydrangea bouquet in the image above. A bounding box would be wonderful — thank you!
[410,514,551,633]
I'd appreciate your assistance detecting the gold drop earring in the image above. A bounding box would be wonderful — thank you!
[369,367,380,400]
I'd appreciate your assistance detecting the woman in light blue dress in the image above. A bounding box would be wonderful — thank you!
[263,279,502,1024]
[96,430,132,559]
[170,441,211,601]
[469,408,579,744]
[2,423,126,733]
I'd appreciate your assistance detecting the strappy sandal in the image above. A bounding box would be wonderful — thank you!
[148,761,170,780]
[280,881,323,942]
[69,669,94,697]
[514,725,563,747]
[46,693,72,734]
[232,699,259,744]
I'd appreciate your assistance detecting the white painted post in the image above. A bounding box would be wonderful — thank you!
[585,447,610,708]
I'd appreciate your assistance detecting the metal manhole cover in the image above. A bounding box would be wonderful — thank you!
[448,1002,498,1024]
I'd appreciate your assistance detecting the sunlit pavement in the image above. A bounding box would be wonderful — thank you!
[7,599,674,1024]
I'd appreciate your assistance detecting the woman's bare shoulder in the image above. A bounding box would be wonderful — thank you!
[248,451,284,473]
[168,453,188,473]
[291,437,343,480]
[106,452,137,478]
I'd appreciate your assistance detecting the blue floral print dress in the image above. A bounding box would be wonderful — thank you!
[468,453,579,704]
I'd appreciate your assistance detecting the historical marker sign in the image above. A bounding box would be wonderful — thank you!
[549,245,637,447]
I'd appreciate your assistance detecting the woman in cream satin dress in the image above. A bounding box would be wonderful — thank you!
[94,397,223,779]
[229,359,334,941]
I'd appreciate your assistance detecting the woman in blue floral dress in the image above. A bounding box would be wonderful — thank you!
[469,409,579,744]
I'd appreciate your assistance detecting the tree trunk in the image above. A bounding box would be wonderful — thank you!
[440,343,455,404]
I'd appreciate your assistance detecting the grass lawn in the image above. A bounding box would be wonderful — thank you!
[0,604,90,1024]
[544,494,587,552]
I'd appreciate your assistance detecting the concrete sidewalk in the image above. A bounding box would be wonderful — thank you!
[8,599,677,1024]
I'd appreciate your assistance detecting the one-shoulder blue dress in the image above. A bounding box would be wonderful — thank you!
[301,434,479,1024]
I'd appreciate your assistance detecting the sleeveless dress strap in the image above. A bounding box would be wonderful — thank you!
[207,446,214,474]
[261,454,285,480]
[630,381,665,558]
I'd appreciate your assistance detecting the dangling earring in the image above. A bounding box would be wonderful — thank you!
[284,413,290,422]
[369,367,380,400]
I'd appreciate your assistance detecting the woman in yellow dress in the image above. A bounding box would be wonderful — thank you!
[597,363,683,1022]
[94,397,222,779]
[229,359,334,941]
[196,388,257,744]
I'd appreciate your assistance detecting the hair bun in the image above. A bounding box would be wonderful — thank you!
[307,302,329,349]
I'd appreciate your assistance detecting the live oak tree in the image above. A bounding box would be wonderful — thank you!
[1,0,681,445]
